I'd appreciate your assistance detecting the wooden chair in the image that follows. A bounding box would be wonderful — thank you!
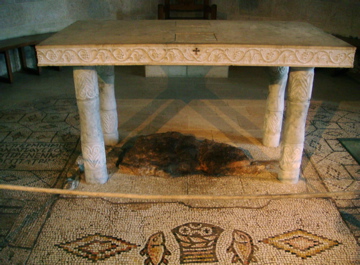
[158,0,217,20]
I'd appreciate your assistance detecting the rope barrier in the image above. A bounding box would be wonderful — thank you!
[0,184,359,200]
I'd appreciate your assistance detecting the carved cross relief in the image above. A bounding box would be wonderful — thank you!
[193,47,200,55]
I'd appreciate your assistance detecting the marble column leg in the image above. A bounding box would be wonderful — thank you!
[73,66,108,184]
[279,67,314,183]
[97,66,119,146]
[263,66,289,147]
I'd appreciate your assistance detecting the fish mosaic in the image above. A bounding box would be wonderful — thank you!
[140,232,171,265]
[54,225,343,263]
[227,230,258,264]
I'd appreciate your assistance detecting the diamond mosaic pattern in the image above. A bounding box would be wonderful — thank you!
[56,233,138,262]
[262,229,340,259]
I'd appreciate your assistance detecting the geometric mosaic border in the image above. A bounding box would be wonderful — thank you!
[54,227,344,263]
[55,233,139,262]
[261,229,341,259]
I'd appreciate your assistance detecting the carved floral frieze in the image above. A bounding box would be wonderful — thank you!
[36,46,354,67]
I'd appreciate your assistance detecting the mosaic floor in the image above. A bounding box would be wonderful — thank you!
[0,66,359,264]
[26,198,358,264]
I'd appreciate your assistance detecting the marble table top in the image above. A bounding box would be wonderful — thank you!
[36,20,356,67]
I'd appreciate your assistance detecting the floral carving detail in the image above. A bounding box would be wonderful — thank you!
[101,111,118,134]
[300,51,313,61]
[149,49,161,60]
[83,144,106,169]
[113,49,125,60]
[63,51,74,62]
[265,51,278,61]
[264,112,282,134]
[78,49,91,61]
[288,70,315,102]
[74,69,99,100]
[37,46,355,67]
[45,50,58,61]
[280,144,304,170]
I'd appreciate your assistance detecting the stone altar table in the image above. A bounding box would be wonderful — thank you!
[36,20,355,184]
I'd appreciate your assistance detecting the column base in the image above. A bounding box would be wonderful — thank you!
[263,133,280,147]
[104,133,119,146]
[278,168,300,184]
[84,167,108,184]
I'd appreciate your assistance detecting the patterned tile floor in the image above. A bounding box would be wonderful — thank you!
[0,66,359,264]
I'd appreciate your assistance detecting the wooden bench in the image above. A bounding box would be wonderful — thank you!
[0,33,55,83]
